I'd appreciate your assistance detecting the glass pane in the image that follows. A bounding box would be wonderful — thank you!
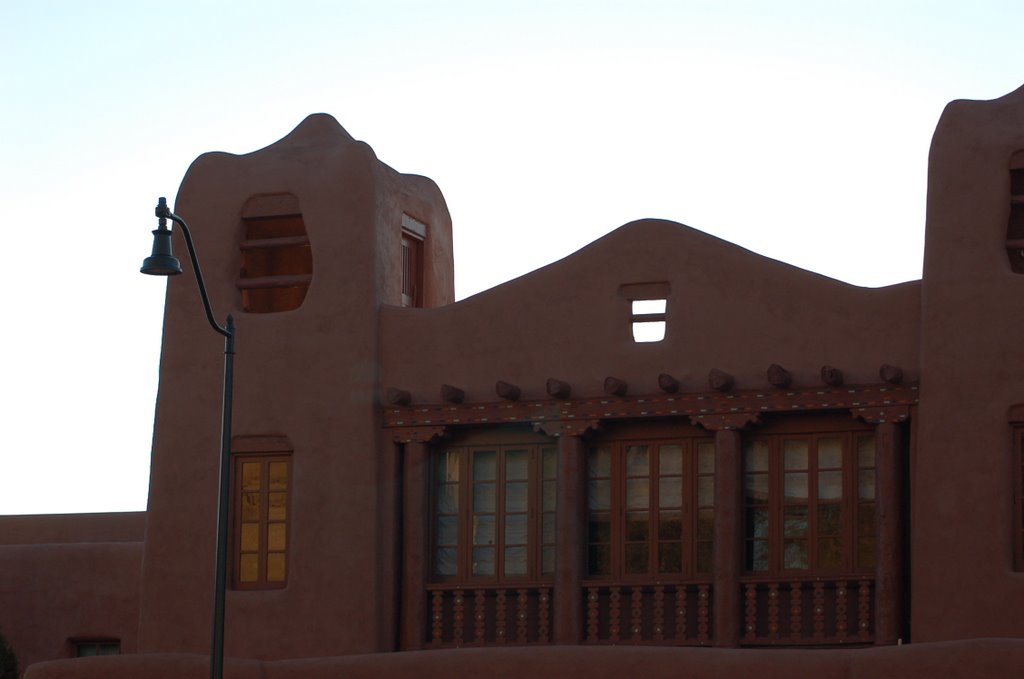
[437,483,459,513]
[242,462,261,491]
[697,542,713,574]
[858,503,876,536]
[268,523,286,551]
[818,471,843,500]
[858,436,876,468]
[784,440,808,470]
[543,480,556,511]
[242,493,260,521]
[624,543,649,574]
[784,472,808,501]
[658,543,682,573]
[626,478,650,509]
[858,536,877,569]
[505,481,528,512]
[659,445,683,475]
[269,462,288,490]
[697,508,714,540]
[626,446,650,476]
[505,515,527,545]
[698,476,714,506]
[473,482,496,512]
[77,645,97,657]
[241,522,259,551]
[98,644,119,656]
[783,540,808,569]
[543,512,556,542]
[588,479,610,510]
[744,440,769,472]
[747,540,768,571]
[746,508,769,539]
[659,477,682,508]
[633,298,666,314]
[438,451,460,482]
[268,492,287,521]
[239,553,259,582]
[626,512,649,541]
[818,439,843,468]
[698,443,716,473]
[818,538,842,569]
[818,504,842,535]
[435,547,457,576]
[589,515,610,542]
[588,544,611,576]
[744,474,768,504]
[472,515,495,545]
[436,515,458,546]
[783,506,808,537]
[588,447,611,478]
[504,546,527,576]
[658,510,682,540]
[505,449,529,480]
[267,552,286,582]
[543,448,557,479]
[473,451,497,481]
[542,546,555,575]
[859,470,876,500]
[472,547,495,576]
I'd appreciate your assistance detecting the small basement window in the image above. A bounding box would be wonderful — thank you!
[619,282,670,343]
[73,640,120,657]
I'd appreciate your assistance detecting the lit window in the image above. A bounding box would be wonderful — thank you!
[233,454,291,589]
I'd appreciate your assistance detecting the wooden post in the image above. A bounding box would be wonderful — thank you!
[713,428,743,646]
[874,421,904,644]
[554,434,585,643]
[400,440,429,650]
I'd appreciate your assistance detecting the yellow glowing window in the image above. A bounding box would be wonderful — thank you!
[233,454,291,589]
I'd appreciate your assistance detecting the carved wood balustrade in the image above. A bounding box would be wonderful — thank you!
[582,581,712,645]
[426,584,552,647]
[739,575,874,646]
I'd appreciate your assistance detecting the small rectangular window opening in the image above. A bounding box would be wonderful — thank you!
[631,299,667,342]
[74,640,120,657]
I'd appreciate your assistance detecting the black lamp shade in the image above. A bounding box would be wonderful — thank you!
[141,227,183,276]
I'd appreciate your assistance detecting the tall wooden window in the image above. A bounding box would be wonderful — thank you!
[239,194,312,313]
[586,435,715,579]
[1006,152,1024,273]
[432,442,556,583]
[1014,425,1024,571]
[401,213,426,307]
[743,424,875,575]
[233,454,291,589]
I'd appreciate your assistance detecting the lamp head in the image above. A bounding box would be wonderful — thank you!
[141,197,182,276]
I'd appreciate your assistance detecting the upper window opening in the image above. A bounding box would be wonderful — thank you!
[619,283,670,343]
[401,214,426,307]
[1005,152,1024,273]
[238,194,312,313]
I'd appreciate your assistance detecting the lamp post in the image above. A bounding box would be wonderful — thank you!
[141,196,235,679]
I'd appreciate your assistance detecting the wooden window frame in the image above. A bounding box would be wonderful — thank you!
[231,451,292,590]
[585,433,715,582]
[742,423,876,577]
[430,439,556,586]
[1014,425,1024,571]
[401,213,426,308]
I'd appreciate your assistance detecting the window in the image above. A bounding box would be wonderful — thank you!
[73,640,119,657]
[432,441,556,582]
[586,434,715,579]
[238,194,312,313]
[618,282,670,343]
[743,425,876,575]
[401,214,426,307]
[233,454,291,589]
[1015,425,1024,570]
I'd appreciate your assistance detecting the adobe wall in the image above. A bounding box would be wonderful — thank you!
[381,219,920,402]
[137,115,453,660]
[914,84,1024,639]
[0,512,144,672]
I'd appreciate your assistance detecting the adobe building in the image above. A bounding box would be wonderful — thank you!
[4,84,1024,677]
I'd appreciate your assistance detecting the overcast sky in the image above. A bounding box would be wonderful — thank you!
[1,0,1021,514]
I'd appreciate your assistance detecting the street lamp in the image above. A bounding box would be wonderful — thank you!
[141,196,235,679]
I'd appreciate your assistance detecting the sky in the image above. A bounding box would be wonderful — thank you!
[1,0,1022,515]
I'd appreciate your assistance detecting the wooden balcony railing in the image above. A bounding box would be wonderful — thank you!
[426,584,552,647]
[739,576,874,646]
[582,582,712,645]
